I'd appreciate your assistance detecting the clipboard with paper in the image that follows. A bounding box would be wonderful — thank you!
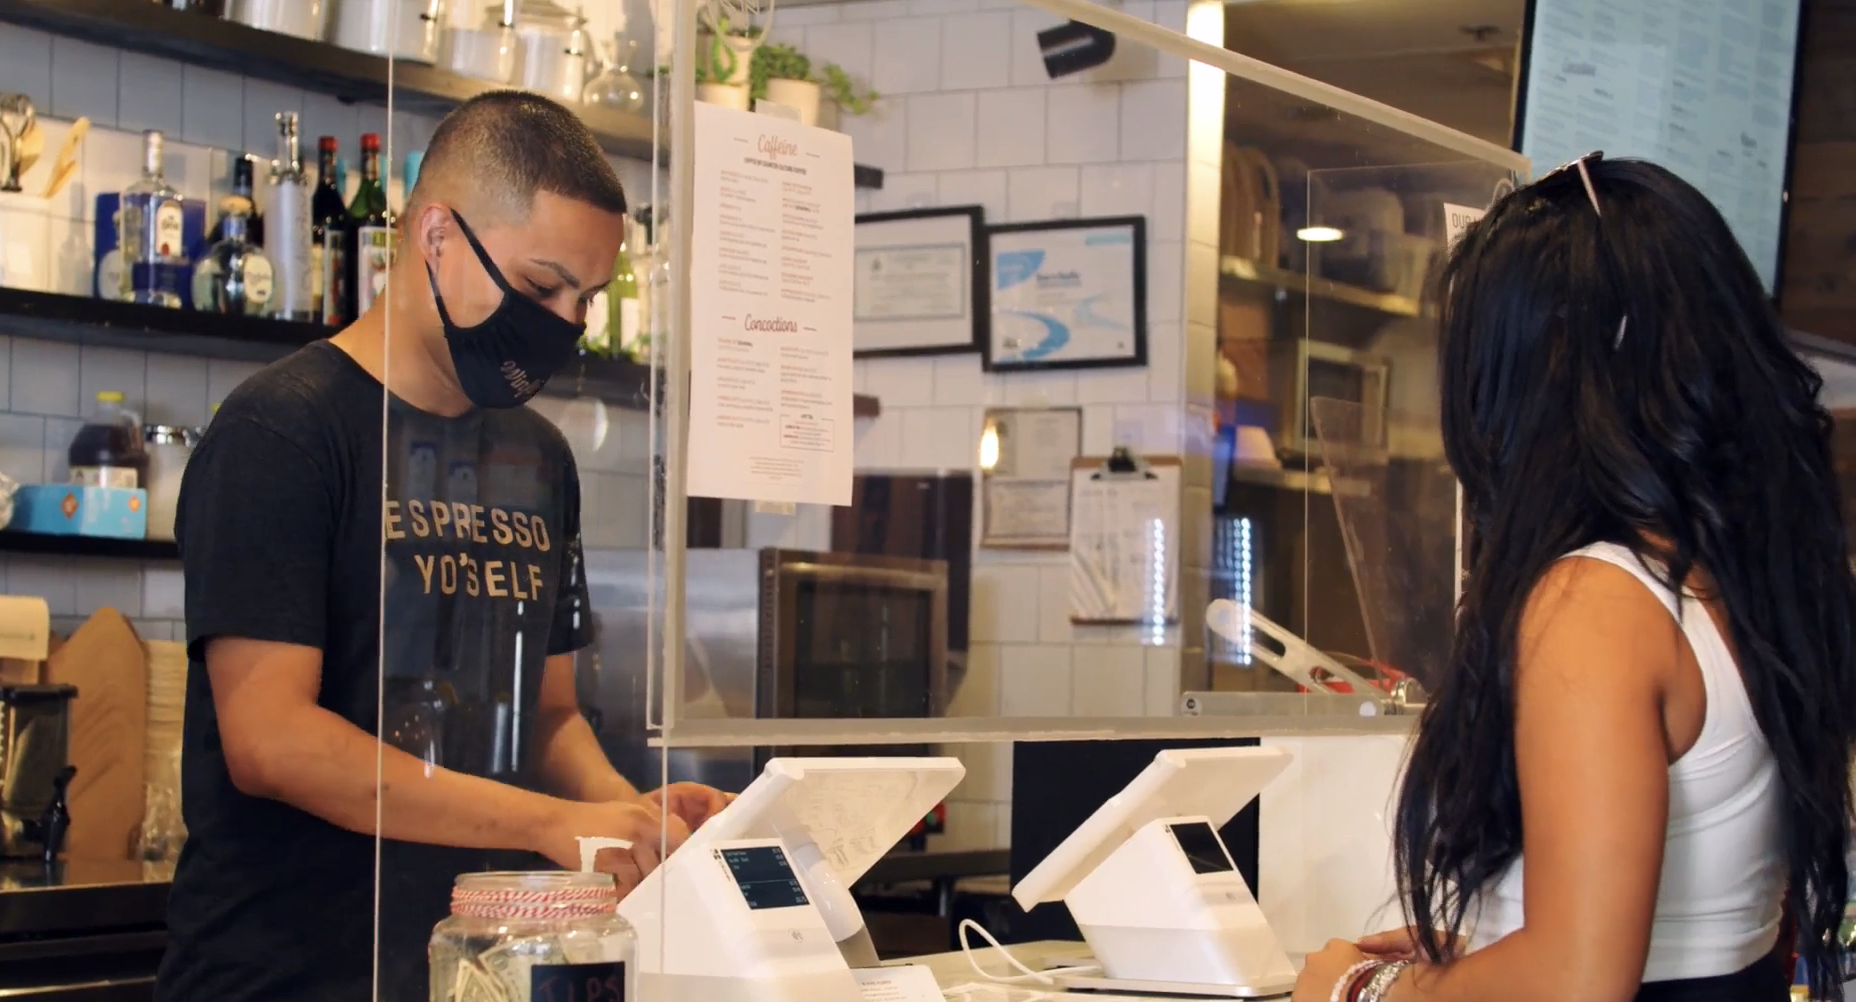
[1067,449,1182,625]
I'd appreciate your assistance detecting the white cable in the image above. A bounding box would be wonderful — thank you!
[956,919,1057,986]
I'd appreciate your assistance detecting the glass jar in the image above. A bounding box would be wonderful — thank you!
[143,425,193,542]
[430,871,634,1002]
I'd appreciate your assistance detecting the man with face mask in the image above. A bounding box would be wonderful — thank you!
[155,92,727,1002]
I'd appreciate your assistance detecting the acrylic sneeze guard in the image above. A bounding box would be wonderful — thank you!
[358,0,1530,993]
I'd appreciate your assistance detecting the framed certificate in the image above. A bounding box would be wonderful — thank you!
[853,205,988,357]
[984,215,1148,373]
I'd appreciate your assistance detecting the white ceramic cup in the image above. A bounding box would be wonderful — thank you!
[0,192,53,293]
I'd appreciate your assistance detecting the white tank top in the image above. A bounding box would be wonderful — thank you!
[1467,542,1785,981]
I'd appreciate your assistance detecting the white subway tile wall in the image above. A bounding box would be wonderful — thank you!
[797,0,1198,846]
[0,2,1208,851]
[0,30,655,642]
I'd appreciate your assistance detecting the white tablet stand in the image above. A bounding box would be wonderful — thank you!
[1012,746,1297,998]
[619,756,966,1002]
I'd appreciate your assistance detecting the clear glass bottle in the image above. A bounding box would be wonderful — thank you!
[348,132,393,318]
[582,36,646,113]
[430,872,635,1002]
[193,157,276,318]
[118,130,187,308]
[266,112,314,322]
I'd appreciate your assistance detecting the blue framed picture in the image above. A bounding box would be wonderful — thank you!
[983,215,1148,373]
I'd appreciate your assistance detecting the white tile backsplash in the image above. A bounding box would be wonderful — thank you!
[940,12,1014,91]
[1072,644,1146,716]
[49,37,120,125]
[841,102,908,173]
[803,21,878,80]
[1119,79,1190,161]
[1000,643,1073,715]
[10,339,82,418]
[241,79,304,156]
[179,65,246,152]
[906,93,978,173]
[975,89,1046,169]
[1046,84,1123,164]
[79,345,148,412]
[935,169,1009,221]
[118,53,186,137]
[874,19,946,95]
[1004,165,1080,221]
[0,26,53,101]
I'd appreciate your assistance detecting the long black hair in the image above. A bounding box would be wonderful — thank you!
[1395,157,1856,996]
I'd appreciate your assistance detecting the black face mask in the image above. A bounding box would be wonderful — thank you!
[427,208,585,409]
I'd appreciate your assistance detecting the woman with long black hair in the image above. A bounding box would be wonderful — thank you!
[1293,155,1856,1002]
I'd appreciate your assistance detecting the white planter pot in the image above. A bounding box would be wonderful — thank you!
[698,82,750,111]
[762,78,821,127]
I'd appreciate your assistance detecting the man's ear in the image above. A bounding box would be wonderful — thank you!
[413,202,453,263]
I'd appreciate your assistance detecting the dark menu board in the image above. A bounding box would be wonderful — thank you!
[1516,0,1802,291]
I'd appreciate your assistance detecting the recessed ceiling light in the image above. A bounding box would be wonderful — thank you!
[1297,226,1345,243]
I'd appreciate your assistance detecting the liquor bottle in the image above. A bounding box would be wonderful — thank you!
[266,113,314,322]
[118,129,188,308]
[207,154,265,248]
[192,156,275,317]
[311,136,350,327]
[347,133,393,317]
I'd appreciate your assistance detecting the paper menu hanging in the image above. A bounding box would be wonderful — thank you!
[1067,456,1182,625]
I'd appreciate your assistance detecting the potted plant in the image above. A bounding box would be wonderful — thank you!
[751,43,821,126]
[816,62,878,131]
[693,18,760,109]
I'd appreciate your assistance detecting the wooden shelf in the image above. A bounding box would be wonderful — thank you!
[0,531,179,561]
[1220,256,1421,319]
[0,0,886,189]
[0,287,656,407]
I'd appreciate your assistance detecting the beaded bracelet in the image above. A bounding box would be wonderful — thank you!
[1357,960,1413,1002]
[1329,960,1379,1002]
[1345,961,1383,1002]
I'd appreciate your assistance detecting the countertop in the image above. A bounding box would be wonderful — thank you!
[883,941,1285,1001]
[0,859,171,938]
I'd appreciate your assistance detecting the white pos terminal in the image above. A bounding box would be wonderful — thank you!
[618,756,966,1002]
[1011,746,1298,998]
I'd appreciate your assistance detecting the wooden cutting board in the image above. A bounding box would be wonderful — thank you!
[44,609,147,861]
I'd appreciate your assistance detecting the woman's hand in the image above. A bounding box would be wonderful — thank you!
[1356,926,1461,961]
[1291,939,1372,1002]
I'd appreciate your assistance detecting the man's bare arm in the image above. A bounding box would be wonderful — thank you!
[207,636,668,870]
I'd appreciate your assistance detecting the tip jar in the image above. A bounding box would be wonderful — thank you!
[430,871,634,1002]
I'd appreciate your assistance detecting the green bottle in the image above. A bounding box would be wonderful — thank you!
[610,232,640,359]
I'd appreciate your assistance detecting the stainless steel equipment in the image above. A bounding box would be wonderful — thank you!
[581,548,951,794]
[0,685,77,862]
[1268,339,1389,460]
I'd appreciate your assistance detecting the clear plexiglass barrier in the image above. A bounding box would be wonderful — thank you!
[321,0,1533,995]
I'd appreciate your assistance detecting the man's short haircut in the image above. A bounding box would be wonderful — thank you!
[409,90,627,221]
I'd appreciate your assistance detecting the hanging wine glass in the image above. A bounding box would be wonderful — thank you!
[583,35,646,114]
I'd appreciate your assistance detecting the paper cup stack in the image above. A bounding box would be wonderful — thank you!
[143,640,189,857]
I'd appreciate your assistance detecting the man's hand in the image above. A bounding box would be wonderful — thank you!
[643,783,734,832]
[535,799,691,897]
